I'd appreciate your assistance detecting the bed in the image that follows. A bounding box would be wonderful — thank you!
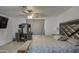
[27,35,79,53]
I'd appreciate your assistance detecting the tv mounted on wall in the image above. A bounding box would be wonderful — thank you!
[0,16,8,28]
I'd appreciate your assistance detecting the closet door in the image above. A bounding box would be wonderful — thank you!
[26,19,45,35]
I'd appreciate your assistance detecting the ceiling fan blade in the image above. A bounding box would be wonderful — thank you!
[22,10,32,15]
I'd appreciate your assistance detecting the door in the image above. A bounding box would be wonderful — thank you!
[26,19,45,35]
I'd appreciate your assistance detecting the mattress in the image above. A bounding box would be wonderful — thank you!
[28,35,79,53]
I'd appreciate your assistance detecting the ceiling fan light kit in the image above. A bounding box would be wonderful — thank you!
[27,15,33,19]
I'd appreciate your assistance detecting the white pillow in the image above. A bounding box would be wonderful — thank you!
[67,38,79,46]
[54,35,67,41]
[58,36,68,41]
[53,35,64,40]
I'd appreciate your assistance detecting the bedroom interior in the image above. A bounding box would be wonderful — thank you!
[0,6,79,53]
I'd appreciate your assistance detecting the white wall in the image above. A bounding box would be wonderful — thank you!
[45,7,79,35]
[0,14,13,46]
[57,7,79,23]
[56,7,79,33]
[45,17,59,35]
[11,18,26,38]
[0,15,26,46]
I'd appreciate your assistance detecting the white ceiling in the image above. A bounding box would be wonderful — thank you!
[0,6,72,18]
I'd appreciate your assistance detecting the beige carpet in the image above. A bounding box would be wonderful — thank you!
[0,41,25,53]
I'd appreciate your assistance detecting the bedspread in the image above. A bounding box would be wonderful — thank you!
[28,35,79,53]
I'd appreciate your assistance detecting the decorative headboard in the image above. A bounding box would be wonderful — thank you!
[60,19,79,39]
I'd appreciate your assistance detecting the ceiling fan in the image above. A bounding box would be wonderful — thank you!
[20,6,41,18]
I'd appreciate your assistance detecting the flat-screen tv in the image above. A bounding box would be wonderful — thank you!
[0,16,8,28]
